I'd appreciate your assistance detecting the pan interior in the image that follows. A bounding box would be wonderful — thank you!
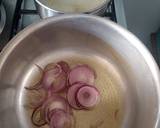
[22,53,125,128]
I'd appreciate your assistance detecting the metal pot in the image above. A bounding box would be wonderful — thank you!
[35,0,109,19]
[0,15,160,128]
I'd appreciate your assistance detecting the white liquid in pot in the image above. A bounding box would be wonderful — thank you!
[40,0,108,12]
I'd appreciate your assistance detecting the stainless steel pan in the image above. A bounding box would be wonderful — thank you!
[0,15,159,128]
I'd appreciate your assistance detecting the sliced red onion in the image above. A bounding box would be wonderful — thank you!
[47,89,53,98]
[31,106,47,127]
[43,64,67,92]
[26,61,100,128]
[47,109,69,125]
[42,95,71,123]
[68,65,96,85]
[77,85,100,109]
[44,63,61,72]
[51,71,67,93]
[49,109,75,128]
[57,61,70,74]
[42,64,62,90]
[27,89,47,109]
[67,82,85,109]
[25,82,42,91]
